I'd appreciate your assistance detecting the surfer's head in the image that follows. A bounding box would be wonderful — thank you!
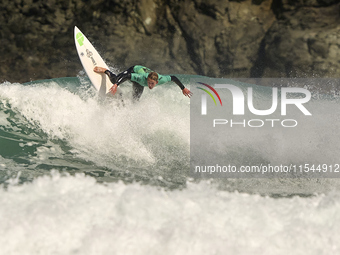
[147,72,159,89]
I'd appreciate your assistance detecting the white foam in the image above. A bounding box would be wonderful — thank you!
[0,172,339,255]
[1,80,340,254]
[0,82,190,170]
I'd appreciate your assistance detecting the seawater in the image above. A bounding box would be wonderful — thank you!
[0,76,340,254]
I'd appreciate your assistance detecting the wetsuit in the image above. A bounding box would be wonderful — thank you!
[104,65,185,100]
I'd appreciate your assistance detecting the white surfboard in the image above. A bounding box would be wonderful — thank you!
[74,26,117,97]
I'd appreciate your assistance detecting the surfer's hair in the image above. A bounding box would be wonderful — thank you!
[147,72,158,82]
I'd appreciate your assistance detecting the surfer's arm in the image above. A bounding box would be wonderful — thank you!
[170,76,192,98]
[170,76,185,90]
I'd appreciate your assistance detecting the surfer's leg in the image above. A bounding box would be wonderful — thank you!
[132,82,144,101]
[104,70,117,84]
[100,67,133,85]
[115,66,134,85]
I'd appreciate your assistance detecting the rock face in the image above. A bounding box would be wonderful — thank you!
[262,0,340,78]
[0,0,339,83]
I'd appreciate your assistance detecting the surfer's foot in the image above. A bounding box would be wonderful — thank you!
[94,66,107,73]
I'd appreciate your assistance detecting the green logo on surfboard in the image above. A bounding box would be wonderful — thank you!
[76,32,84,46]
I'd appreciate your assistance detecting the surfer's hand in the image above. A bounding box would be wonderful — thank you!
[182,88,192,98]
[94,66,107,73]
[110,84,118,96]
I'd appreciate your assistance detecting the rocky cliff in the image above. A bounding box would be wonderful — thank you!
[0,0,339,83]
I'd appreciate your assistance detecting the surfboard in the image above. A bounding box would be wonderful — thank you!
[74,26,116,97]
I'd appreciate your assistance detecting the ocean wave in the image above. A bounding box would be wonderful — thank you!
[1,172,339,255]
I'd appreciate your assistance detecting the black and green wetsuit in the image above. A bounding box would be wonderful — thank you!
[104,65,185,100]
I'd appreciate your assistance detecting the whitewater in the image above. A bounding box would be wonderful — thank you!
[1,75,340,254]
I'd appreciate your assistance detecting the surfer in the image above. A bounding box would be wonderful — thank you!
[93,65,192,100]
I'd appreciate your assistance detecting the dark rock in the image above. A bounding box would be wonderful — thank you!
[262,1,340,77]
[0,0,339,84]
